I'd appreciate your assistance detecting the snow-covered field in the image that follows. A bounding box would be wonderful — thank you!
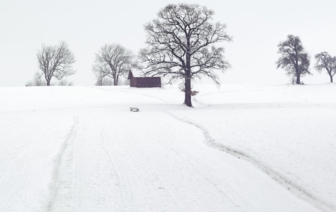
[0,84,335,212]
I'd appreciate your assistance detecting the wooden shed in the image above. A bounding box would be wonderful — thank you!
[128,70,161,88]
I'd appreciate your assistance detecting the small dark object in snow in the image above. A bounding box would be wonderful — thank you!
[130,107,140,112]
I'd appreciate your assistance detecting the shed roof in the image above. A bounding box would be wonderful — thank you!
[128,69,142,79]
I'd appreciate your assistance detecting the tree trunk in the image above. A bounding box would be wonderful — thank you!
[330,75,333,83]
[184,38,192,107]
[47,80,50,86]
[113,74,118,86]
[184,74,192,107]
[296,74,301,84]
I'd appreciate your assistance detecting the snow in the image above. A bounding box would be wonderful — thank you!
[0,84,335,212]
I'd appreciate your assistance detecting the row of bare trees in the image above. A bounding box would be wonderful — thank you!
[31,41,135,87]
[277,35,336,84]
[33,4,335,107]
[32,41,137,87]
[29,4,230,107]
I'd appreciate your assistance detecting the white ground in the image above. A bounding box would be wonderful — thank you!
[0,84,335,212]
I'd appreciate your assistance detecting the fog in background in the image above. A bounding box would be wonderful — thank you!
[1,0,335,86]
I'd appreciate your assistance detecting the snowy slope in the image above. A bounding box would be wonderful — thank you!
[0,84,335,212]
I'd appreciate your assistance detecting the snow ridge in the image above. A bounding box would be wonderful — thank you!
[166,112,335,212]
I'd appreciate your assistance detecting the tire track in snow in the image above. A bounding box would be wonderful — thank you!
[99,128,129,211]
[145,155,184,211]
[166,112,335,212]
[148,130,243,211]
[47,116,78,212]
[129,137,184,211]
[99,118,143,212]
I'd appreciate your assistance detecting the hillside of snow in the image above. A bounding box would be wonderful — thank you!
[0,84,335,212]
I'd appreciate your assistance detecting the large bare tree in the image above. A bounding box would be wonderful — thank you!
[276,35,311,84]
[92,44,135,86]
[37,41,75,86]
[139,4,232,107]
[315,52,336,83]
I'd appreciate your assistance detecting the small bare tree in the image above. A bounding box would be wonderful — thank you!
[37,41,75,86]
[58,79,73,86]
[94,75,113,86]
[93,65,109,86]
[139,4,231,107]
[276,35,311,84]
[92,44,135,86]
[26,72,73,86]
[26,72,45,86]
[315,52,336,83]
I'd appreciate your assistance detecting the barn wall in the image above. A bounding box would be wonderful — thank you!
[130,77,161,88]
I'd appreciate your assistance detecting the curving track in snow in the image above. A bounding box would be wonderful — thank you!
[166,112,335,212]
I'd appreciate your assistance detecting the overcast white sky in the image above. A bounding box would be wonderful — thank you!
[1,0,336,86]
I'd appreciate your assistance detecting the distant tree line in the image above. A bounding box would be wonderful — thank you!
[27,3,336,107]
[277,35,336,84]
